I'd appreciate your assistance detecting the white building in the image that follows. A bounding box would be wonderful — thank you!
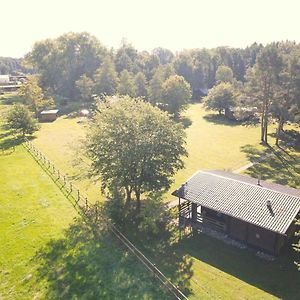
[0,75,10,84]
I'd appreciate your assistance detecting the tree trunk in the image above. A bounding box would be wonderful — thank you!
[264,112,268,144]
[276,116,283,146]
[260,110,265,142]
[135,190,141,213]
[263,99,270,144]
[125,186,132,207]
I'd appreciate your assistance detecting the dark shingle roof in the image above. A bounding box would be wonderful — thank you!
[172,170,300,235]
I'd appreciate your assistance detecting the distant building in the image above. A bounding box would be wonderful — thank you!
[0,75,10,84]
[173,170,300,255]
[39,109,59,122]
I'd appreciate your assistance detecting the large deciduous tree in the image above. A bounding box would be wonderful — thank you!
[75,74,94,103]
[162,75,192,117]
[94,56,118,96]
[134,72,148,98]
[5,104,39,137]
[86,96,187,211]
[117,70,136,97]
[18,76,54,117]
[203,82,237,115]
[148,64,175,104]
[215,65,234,83]
[25,32,107,99]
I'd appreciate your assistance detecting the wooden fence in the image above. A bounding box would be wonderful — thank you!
[22,138,188,300]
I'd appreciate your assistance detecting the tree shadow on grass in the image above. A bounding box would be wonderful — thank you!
[203,113,260,127]
[100,195,194,297]
[0,94,23,105]
[178,116,192,129]
[0,134,35,155]
[177,233,300,299]
[241,143,300,188]
[32,218,176,299]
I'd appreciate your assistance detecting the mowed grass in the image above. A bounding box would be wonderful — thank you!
[33,117,102,202]
[0,141,77,299]
[33,102,299,201]
[2,94,300,299]
[175,234,300,300]
[0,97,174,299]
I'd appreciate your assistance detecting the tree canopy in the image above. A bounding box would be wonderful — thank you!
[18,76,54,116]
[94,56,118,96]
[25,32,107,98]
[86,96,187,211]
[215,65,234,83]
[117,70,136,97]
[5,104,39,137]
[162,75,192,116]
[75,74,94,103]
[204,82,237,115]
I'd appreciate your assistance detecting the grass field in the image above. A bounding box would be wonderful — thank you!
[1,93,300,299]
[32,100,300,201]
[0,95,174,299]
[0,136,76,298]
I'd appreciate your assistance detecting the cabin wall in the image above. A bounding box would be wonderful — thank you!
[228,217,247,241]
[40,114,57,122]
[227,216,284,255]
[246,224,277,254]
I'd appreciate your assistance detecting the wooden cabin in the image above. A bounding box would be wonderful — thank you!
[172,170,300,255]
[39,109,59,122]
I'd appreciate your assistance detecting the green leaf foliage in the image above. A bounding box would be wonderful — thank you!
[94,56,118,96]
[5,104,40,136]
[86,96,187,207]
[117,70,136,97]
[18,75,54,116]
[75,74,94,103]
[203,82,237,114]
[162,75,192,116]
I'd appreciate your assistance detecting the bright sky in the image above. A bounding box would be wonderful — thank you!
[1,0,300,58]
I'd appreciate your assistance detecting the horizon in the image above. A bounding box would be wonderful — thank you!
[1,0,300,58]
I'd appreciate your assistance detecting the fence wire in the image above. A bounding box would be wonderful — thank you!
[23,138,188,300]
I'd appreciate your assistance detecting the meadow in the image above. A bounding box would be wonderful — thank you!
[1,93,300,299]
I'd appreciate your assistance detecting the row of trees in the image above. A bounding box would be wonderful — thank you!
[75,62,192,116]
[203,42,300,145]
[24,32,264,101]
[24,33,300,129]
[0,57,29,75]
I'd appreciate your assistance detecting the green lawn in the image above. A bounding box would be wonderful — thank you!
[32,102,300,201]
[0,95,174,299]
[175,233,300,300]
[1,94,300,299]
[0,138,76,299]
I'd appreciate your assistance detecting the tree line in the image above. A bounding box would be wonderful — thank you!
[23,32,300,145]
[22,32,262,105]
[0,57,29,75]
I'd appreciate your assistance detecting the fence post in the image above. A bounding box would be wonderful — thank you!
[77,190,80,203]
[85,197,88,209]
[63,176,66,186]
[70,182,73,192]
